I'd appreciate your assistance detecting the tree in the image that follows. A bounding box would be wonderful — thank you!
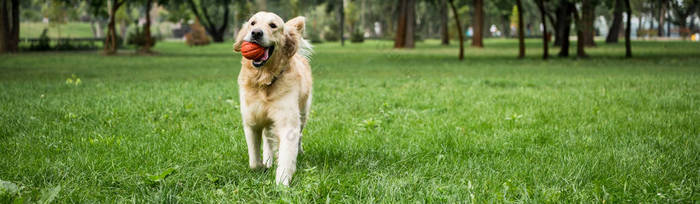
[339,0,344,46]
[572,2,588,58]
[670,0,699,38]
[447,0,463,60]
[104,0,126,54]
[624,0,631,57]
[536,0,549,59]
[185,0,231,42]
[555,0,573,57]
[471,0,484,47]
[0,0,20,53]
[440,0,449,45]
[42,0,69,38]
[516,0,525,58]
[394,0,415,48]
[658,0,668,37]
[140,0,155,53]
[606,0,623,43]
[492,0,513,38]
[581,0,597,46]
[84,0,108,38]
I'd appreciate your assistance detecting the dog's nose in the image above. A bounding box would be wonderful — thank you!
[251,29,263,40]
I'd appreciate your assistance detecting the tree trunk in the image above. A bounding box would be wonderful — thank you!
[556,0,572,57]
[666,13,670,37]
[516,0,525,58]
[501,15,510,38]
[606,0,622,43]
[546,11,559,46]
[572,4,587,58]
[210,32,224,42]
[448,0,463,60]
[0,0,19,53]
[0,0,8,53]
[440,0,449,45]
[105,0,122,55]
[96,20,105,38]
[404,0,414,48]
[536,0,549,60]
[624,0,631,58]
[471,0,484,47]
[186,0,229,43]
[581,0,596,46]
[90,18,98,38]
[394,0,415,48]
[394,0,406,48]
[141,0,154,53]
[216,1,229,42]
[637,15,643,38]
[658,0,666,37]
[119,20,128,41]
[339,0,344,46]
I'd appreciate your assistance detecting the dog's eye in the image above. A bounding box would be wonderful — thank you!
[251,21,256,26]
[269,23,277,28]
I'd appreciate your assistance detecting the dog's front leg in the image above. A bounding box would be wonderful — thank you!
[262,128,276,168]
[275,123,301,186]
[243,125,264,169]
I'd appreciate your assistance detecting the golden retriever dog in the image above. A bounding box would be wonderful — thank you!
[233,12,312,186]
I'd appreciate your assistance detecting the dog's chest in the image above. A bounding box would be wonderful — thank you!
[240,89,277,126]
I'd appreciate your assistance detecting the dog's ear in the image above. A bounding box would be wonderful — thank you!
[233,23,249,52]
[282,30,298,58]
[282,16,305,58]
[285,16,305,35]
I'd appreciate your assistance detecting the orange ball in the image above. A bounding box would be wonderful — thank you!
[241,41,265,60]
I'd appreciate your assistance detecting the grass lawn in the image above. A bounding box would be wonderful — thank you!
[1,39,698,202]
[20,22,96,39]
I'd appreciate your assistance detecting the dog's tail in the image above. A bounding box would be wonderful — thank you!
[298,38,313,61]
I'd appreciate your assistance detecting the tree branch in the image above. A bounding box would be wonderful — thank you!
[218,1,229,33]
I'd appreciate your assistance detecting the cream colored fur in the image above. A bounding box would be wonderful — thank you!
[232,12,312,186]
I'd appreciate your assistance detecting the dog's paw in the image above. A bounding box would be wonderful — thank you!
[249,162,265,170]
[263,155,274,168]
[275,168,294,186]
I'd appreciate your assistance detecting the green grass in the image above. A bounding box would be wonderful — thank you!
[20,22,95,38]
[1,39,699,202]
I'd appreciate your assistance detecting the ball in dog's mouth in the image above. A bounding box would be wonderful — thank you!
[252,46,275,68]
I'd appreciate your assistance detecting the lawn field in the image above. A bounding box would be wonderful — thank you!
[1,39,699,202]
[20,22,95,39]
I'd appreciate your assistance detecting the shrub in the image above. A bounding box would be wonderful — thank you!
[323,23,339,42]
[29,29,51,51]
[127,27,156,48]
[309,29,323,44]
[350,28,364,43]
[185,19,210,46]
[323,29,338,42]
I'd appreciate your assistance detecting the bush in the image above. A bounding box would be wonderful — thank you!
[350,28,364,43]
[185,19,210,46]
[309,29,323,44]
[323,28,339,42]
[323,22,339,42]
[127,27,156,48]
[103,35,124,49]
[26,28,101,51]
[29,29,51,51]
[55,39,99,51]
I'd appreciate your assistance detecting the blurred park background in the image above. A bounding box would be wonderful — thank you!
[1,0,700,203]
[0,0,699,54]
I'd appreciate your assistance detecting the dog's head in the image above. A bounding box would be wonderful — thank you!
[234,12,305,68]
